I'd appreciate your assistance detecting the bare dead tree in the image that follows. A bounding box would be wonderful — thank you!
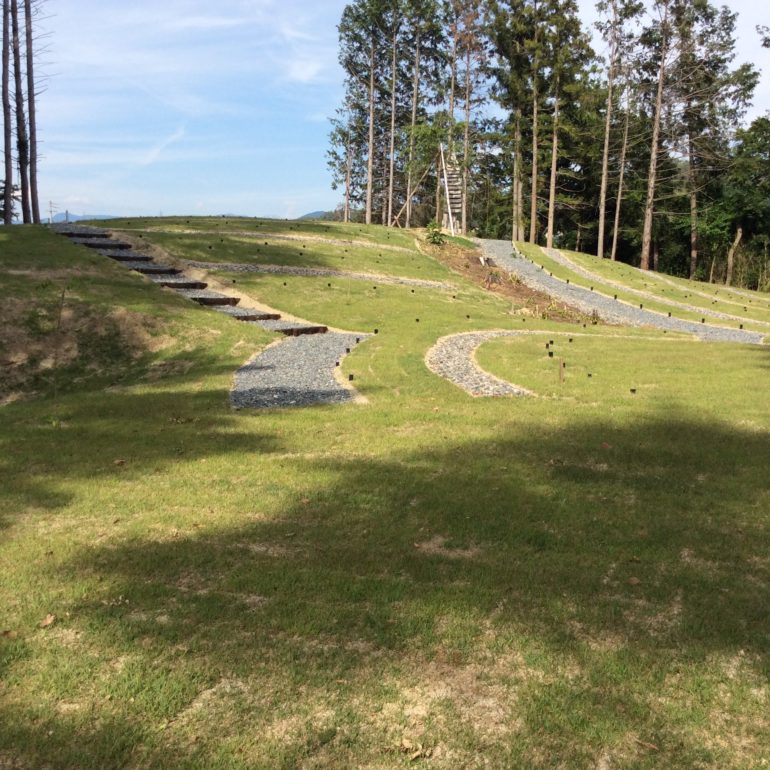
[24,0,39,222]
[2,0,12,224]
[10,0,30,223]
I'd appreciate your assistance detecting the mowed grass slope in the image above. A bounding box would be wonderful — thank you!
[516,241,770,335]
[1,220,769,769]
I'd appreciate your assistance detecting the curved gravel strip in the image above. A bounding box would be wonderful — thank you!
[541,247,770,327]
[481,240,765,344]
[182,260,453,290]
[232,332,369,410]
[426,331,534,397]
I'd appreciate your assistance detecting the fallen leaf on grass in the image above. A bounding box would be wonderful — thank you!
[39,614,56,629]
[113,459,126,466]
[1,630,18,640]
[400,738,433,761]
[627,577,641,586]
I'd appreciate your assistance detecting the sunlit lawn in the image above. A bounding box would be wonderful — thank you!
[1,222,769,769]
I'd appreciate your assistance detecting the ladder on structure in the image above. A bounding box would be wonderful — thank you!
[439,144,463,236]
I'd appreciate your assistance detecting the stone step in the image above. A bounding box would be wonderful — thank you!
[253,319,327,335]
[212,306,281,321]
[100,250,153,261]
[71,238,133,250]
[175,289,240,307]
[122,261,181,275]
[279,325,328,337]
[147,276,208,290]
[59,230,108,238]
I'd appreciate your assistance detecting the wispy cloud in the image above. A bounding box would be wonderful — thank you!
[141,126,187,167]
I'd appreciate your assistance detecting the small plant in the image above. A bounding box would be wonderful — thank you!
[425,220,445,245]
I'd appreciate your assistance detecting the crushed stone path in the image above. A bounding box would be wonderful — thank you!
[540,247,770,328]
[232,332,369,410]
[182,260,454,290]
[480,239,765,344]
[426,331,535,397]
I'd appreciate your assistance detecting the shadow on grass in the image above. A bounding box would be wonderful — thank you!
[0,367,283,514]
[4,411,770,767]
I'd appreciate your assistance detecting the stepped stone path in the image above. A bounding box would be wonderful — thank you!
[52,225,368,410]
[539,247,770,328]
[182,259,454,290]
[480,239,766,345]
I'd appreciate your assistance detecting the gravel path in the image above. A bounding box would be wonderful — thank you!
[481,239,765,344]
[426,331,534,397]
[540,247,770,327]
[182,260,454,290]
[231,332,368,410]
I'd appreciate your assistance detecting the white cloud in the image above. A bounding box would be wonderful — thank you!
[141,126,187,167]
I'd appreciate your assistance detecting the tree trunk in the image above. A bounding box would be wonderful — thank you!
[343,113,352,223]
[461,45,472,235]
[511,155,518,242]
[405,32,420,229]
[23,0,37,223]
[546,92,559,249]
[529,78,539,244]
[2,0,13,224]
[610,94,630,261]
[10,0,29,223]
[386,26,398,227]
[365,39,376,226]
[598,54,616,258]
[688,131,698,278]
[725,226,742,286]
[448,22,458,150]
[640,12,668,271]
[512,111,522,242]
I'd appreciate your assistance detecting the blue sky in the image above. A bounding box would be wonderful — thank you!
[38,0,770,220]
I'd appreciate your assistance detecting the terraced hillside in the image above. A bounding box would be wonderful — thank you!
[1,219,769,769]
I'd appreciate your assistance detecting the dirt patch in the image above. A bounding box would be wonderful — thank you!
[376,658,523,754]
[423,240,589,323]
[415,535,481,560]
[0,296,166,403]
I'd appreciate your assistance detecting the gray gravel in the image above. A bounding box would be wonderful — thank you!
[426,331,534,397]
[481,239,765,344]
[231,332,369,409]
[541,247,770,328]
[181,260,454,290]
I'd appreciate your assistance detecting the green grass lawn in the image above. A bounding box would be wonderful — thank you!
[516,242,770,333]
[1,222,769,769]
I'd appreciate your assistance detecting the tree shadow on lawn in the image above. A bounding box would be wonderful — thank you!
[0,370,284,517]
[6,411,770,767]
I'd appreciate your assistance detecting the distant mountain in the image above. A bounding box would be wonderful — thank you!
[299,210,330,221]
[52,213,117,223]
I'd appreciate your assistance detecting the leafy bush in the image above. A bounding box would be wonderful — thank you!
[425,221,445,245]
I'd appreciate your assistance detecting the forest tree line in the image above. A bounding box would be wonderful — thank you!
[328,0,770,289]
[1,0,42,225]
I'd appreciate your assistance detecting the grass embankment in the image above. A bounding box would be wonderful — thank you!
[516,242,770,334]
[1,220,769,769]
